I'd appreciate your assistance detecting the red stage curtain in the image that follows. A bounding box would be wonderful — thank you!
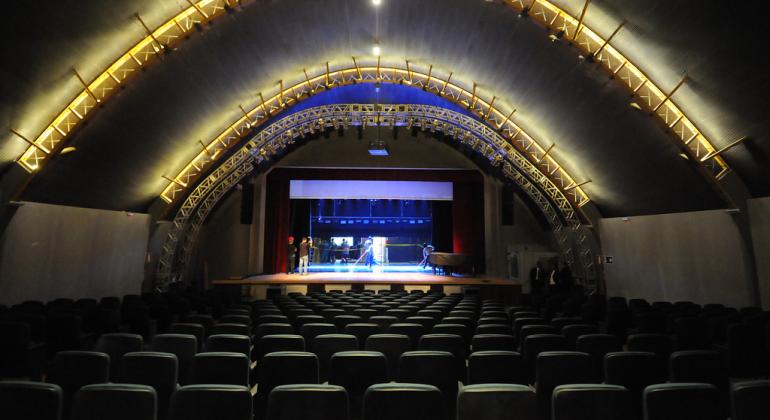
[452,181,485,269]
[264,173,290,274]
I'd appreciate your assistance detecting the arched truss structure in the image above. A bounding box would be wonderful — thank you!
[11,0,731,208]
[156,104,599,289]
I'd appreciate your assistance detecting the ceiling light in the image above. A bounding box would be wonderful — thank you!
[60,146,77,155]
[372,0,382,5]
[372,43,381,56]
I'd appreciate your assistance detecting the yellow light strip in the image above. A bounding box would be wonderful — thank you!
[158,63,591,213]
[15,0,232,173]
[504,0,728,177]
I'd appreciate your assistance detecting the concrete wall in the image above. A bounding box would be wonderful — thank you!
[748,196,770,309]
[599,209,756,307]
[0,202,151,305]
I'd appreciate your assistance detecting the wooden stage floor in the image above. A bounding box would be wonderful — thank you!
[212,272,518,286]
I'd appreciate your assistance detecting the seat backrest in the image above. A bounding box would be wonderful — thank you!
[731,380,770,420]
[0,381,62,420]
[94,333,144,381]
[467,350,526,385]
[334,315,363,331]
[192,352,249,386]
[535,351,594,418]
[397,351,458,402]
[475,324,511,336]
[121,351,178,417]
[643,383,721,420]
[168,384,252,420]
[48,350,110,415]
[258,351,319,398]
[206,334,251,358]
[211,323,250,337]
[457,384,538,420]
[168,324,205,351]
[471,334,515,352]
[405,316,437,331]
[669,350,728,390]
[604,351,665,411]
[266,384,349,420]
[552,384,632,420]
[329,351,388,396]
[418,333,467,380]
[71,383,156,420]
[519,325,558,348]
[561,324,599,349]
[362,383,444,420]
[256,334,305,360]
[149,334,197,385]
[219,315,251,327]
[365,334,411,381]
[313,334,359,382]
[386,323,425,349]
[344,324,382,349]
[299,323,338,351]
[181,315,214,337]
[575,334,623,381]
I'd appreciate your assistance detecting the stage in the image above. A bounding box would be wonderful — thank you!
[211,270,521,304]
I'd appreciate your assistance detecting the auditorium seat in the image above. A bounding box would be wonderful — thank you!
[362,383,444,420]
[219,315,251,328]
[267,384,349,420]
[256,315,290,325]
[431,323,471,347]
[416,309,443,320]
[168,323,206,352]
[70,383,156,420]
[313,334,359,382]
[522,334,570,383]
[471,333,515,352]
[353,309,378,321]
[192,352,249,386]
[575,334,622,381]
[466,350,526,385]
[121,351,178,419]
[669,350,729,416]
[257,351,319,401]
[643,383,721,420]
[535,351,594,418]
[46,314,93,356]
[255,334,305,360]
[552,384,632,420]
[94,333,143,381]
[345,324,382,349]
[0,380,62,420]
[561,324,599,349]
[398,351,458,417]
[299,323,337,351]
[673,317,711,350]
[477,316,508,326]
[405,316,437,331]
[329,351,388,418]
[255,323,294,339]
[731,380,770,420]
[168,384,252,420]
[418,334,467,381]
[475,324,510,336]
[518,325,558,349]
[604,351,665,419]
[206,334,251,358]
[182,315,214,337]
[551,317,584,330]
[0,321,47,380]
[48,350,110,418]
[334,315,363,331]
[211,323,251,338]
[457,383,537,420]
[387,323,424,349]
[627,333,673,369]
[150,334,197,385]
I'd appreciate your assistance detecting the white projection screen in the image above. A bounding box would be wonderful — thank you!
[289,180,453,201]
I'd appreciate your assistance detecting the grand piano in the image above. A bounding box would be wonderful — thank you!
[429,252,477,276]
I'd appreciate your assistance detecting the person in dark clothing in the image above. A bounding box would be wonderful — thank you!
[287,236,297,274]
[530,261,546,294]
[298,237,310,275]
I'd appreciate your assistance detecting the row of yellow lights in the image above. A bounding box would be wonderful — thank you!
[505,0,728,177]
[15,0,233,172]
[157,63,592,211]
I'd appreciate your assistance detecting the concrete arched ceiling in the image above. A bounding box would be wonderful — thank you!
[2,0,768,216]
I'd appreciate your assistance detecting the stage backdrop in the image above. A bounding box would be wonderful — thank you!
[264,168,485,273]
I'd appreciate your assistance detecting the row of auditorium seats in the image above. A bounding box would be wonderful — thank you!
[3,378,770,420]
[2,289,769,419]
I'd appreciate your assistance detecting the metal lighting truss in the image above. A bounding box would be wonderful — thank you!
[15,0,235,172]
[504,0,732,198]
[156,104,598,288]
[158,62,591,215]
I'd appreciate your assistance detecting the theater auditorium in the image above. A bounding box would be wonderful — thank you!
[1,0,769,419]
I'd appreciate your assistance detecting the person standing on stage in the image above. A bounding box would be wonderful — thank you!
[298,237,310,275]
[341,238,350,264]
[364,236,374,270]
[287,236,297,274]
[419,243,434,269]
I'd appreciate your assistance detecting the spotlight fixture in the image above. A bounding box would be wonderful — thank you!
[372,43,381,56]
[372,0,382,5]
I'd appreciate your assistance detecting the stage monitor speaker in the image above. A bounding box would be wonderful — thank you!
[241,183,255,224]
[501,185,515,226]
